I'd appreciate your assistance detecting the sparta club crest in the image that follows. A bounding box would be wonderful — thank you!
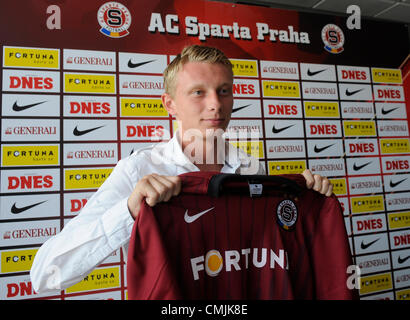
[97,2,131,38]
[276,199,298,230]
[321,24,345,54]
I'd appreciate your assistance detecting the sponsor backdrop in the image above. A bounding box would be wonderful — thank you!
[0,0,409,300]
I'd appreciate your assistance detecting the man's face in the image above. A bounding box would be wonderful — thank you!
[162,61,234,137]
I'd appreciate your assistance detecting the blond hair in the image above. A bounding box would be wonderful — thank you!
[163,45,233,97]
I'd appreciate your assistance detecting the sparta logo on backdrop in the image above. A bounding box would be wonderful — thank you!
[321,24,344,54]
[97,2,131,38]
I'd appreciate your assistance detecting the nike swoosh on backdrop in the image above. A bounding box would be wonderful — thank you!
[12,101,47,112]
[184,207,215,223]
[390,178,407,188]
[272,124,295,134]
[73,125,105,136]
[232,104,251,113]
[381,107,399,115]
[11,200,47,214]
[314,144,334,153]
[307,68,327,77]
[361,238,380,250]
[353,161,372,171]
[127,59,156,68]
[398,255,410,264]
[345,88,364,96]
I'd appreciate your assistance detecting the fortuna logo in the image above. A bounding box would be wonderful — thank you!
[390,178,407,188]
[127,59,156,68]
[307,68,327,77]
[73,125,105,136]
[345,88,364,96]
[272,124,295,134]
[184,207,215,223]
[190,248,289,280]
[11,201,47,214]
[361,238,379,250]
[12,101,47,112]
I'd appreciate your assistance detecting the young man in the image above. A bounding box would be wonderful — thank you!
[30,45,333,293]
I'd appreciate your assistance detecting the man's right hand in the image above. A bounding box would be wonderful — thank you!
[127,174,182,219]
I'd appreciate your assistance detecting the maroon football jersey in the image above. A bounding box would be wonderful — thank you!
[127,172,357,300]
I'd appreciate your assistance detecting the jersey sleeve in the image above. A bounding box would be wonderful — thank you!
[127,201,181,300]
[310,194,359,299]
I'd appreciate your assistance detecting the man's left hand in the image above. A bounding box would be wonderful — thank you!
[302,169,333,197]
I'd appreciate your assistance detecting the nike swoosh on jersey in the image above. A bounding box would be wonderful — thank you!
[307,68,327,77]
[361,238,379,250]
[12,101,47,112]
[11,200,47,214]
[398,255,410,264]
[232,104,251,113]
[345,88,364,96]
[184,207,215,223]
[353,161,372,171]
[73,125,105,136]
[381,107,399,115]
[127,59,156,68]
[272,124,294,134]
[390,178,407,188]
[314,144,334,153]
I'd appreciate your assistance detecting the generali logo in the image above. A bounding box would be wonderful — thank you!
[1,220,60,246]
[64,143,117,166]
[63,48,115,72]
[119,74,163,95]
[260,60,299,80]
[301,81,338,100]
[2,118,59,142]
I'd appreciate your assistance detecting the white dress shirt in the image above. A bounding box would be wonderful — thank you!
[30,133,265,293]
